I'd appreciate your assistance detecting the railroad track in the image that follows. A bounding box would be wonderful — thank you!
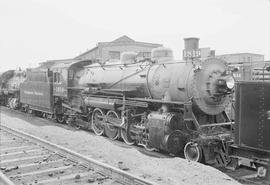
[224,168,270,185]
[0,125,157,185]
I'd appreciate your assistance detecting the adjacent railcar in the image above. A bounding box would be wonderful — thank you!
[49,59,92,122]
[229,81,270,181]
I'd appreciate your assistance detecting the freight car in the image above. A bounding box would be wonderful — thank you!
[229,81,270,181]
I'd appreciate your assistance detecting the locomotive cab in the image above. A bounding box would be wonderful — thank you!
[49,59,92,114]
[50,59,92,97]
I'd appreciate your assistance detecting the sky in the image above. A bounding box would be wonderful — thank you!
[0,0,269,71]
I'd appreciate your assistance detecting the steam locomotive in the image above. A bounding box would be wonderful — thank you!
[0,69,26,108]
[0,47,236,166]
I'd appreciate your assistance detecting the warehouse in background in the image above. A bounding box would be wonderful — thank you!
[39,35,162,68]
[216,53,265,81]
[218,53,268,81]
[74,35,162,62]
[217,53,264,65]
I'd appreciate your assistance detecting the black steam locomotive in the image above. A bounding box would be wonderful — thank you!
[0,47,235,164]
[0,69,26,108]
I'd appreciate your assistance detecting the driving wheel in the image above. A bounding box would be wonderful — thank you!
[91,108,105,136]
[121,118,135,145]
[104,110,120,140]
[184,142,203,162]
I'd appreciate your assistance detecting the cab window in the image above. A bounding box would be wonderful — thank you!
[68,70,74,80]
[53,72,61,83]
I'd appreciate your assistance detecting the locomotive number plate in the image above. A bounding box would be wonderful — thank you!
[183,50,201,59]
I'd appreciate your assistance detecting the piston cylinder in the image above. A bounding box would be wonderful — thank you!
[147,112,186,154]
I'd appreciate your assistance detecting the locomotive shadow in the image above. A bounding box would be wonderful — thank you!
[1,106,79,131]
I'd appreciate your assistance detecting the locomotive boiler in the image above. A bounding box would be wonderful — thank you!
[79,49,234,115]
[75,47,235,163]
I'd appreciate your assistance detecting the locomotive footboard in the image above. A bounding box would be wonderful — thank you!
[229,145,270,181]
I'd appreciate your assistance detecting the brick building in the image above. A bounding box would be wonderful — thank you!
[75,35,162,62]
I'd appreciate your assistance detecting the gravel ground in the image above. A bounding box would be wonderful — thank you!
[0,109,241,185]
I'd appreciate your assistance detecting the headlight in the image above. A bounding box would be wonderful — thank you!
[226,76,235,89]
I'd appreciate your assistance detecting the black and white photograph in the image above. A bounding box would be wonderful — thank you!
[0,0,269,184]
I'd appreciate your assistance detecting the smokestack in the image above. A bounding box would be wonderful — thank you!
[184,37,199,50]
[183,37,201,60]
[210,50,215,57]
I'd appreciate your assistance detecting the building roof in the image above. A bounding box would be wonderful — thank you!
[217,52,264,57]
[112,35,135,42]
[39,59,76,69]
[50,59,92,70]
[39,58,93,69]
[75,35,162,59]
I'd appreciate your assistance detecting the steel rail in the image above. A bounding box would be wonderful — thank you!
[0,124,158,185]
[0,171,15,185]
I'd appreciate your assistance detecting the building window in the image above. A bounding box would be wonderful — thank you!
[109,51,120,59]
[54,72,61,83]
[68,70,74,80]
[247,57,251,62]
[138,52,151,58]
